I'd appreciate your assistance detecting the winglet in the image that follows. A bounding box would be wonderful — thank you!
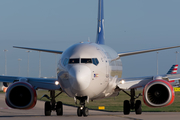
[96,0,105,44]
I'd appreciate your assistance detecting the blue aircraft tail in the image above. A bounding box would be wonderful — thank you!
[96,0,105,45]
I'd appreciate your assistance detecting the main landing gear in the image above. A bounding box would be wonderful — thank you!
[76,96,89,117]
[122,89,142,115]
[41,90,63,116]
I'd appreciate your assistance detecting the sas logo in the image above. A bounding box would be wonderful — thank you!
[94,74,99,77]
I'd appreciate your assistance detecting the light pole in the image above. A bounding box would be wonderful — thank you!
[26,51,31,77]
[157,52,159,75]
[3,49,8,75]
[175,51,179,64]
[18,59,22,76]
[39,52,41,78]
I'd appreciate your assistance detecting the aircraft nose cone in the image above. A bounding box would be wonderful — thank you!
[69,65,91,91]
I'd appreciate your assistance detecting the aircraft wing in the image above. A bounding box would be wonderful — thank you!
[116,74,180,90]
[165,74,180,81]
[13,46,63,54]
[117,76,153,90]
[118,45,180,57]
[0,76,61,90]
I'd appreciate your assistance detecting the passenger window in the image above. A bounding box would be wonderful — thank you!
[92,58,99,66]
[69,58,79,64]
[81,59,92,63]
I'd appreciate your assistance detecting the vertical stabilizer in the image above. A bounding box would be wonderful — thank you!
[167,64,178,83]
[96,0,105,44]
[167,64,178,74]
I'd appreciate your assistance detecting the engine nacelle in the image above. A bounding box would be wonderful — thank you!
[5,82,37,109]
[143,79,175,107]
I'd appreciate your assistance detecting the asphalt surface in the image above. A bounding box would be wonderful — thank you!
[0,93,180,120]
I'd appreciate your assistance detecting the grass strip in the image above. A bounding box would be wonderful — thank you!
[37,90,180,112]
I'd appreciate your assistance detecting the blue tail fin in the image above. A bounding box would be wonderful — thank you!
[96,0,105,45]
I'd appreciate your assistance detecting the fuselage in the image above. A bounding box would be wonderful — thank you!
[57,42,122,100]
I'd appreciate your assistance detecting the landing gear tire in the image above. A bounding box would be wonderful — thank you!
[82,107,89,117]
[123,100,130,115]
[56,101,63,116]
[77,107,83,117]
[45,101,51,116]
[135,100,142,115]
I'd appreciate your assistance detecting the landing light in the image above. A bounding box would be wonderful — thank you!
[120,80,125,84]
[55,81,59,85]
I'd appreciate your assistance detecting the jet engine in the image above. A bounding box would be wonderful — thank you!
[5,82,37,109]
[143,79,175,107]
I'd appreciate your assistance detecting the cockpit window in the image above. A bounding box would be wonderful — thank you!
[63,58,69,66]
[69,58,79,64]
[81,59,92,63]
[92,58,99,66]
[68,58,99,65]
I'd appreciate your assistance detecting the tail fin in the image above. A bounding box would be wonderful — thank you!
[167,64,178,74]
[96,0,105,44]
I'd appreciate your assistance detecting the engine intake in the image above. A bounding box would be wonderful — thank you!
[143,80,174,107]
[5,82,37,109]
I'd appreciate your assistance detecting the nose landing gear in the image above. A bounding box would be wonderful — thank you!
[77,106,89,117]
[76,96,89,117]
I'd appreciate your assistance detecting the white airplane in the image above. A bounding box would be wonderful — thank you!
[1,0,180,117]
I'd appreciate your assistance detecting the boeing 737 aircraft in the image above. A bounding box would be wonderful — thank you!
[1,0,180,117]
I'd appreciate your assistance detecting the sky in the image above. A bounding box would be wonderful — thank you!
[0,0,180,78]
